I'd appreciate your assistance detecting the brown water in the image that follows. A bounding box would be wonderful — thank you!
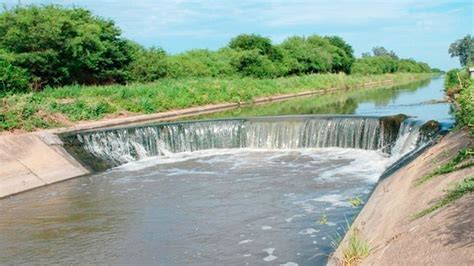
[0,149,389,265]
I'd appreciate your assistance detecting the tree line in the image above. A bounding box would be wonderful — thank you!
[1,5,435,94]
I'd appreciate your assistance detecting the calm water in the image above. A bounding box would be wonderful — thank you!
[197,77,453,124]
[0,77,453,265]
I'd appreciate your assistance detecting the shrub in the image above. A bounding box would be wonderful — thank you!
[351,56,398,75]
[167,49,237,78]
[0,57,30,94]
[127,47,168,82]
[0,5,134,88]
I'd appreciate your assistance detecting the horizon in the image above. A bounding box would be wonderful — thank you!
[3,0,473,70]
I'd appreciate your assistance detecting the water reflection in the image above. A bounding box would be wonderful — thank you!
[195,77,453,124]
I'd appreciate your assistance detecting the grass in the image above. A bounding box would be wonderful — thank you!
[412,176,474,219]
[340,228,371,266]
[0,72,433,132]
[318,214,329,225]
[329,218,371,266]
[415,148,473,186]
[348,196,364,207]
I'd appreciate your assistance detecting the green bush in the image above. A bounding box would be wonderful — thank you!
[0,5,134,88]
[351,56,399,75]
[398,59,431,73]
[127,47,168,82]
[167,49,236,78]
[0,57,30,94]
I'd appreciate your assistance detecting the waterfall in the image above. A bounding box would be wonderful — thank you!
[60,115,440,170]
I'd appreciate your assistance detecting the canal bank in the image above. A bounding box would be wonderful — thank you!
[329,129,473,265]
[0,76,428,198]
[0,76,467,265]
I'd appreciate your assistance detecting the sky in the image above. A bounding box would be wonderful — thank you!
[4,0,474,70]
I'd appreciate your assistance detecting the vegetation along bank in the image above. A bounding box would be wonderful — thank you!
[0,5,438,132]
[330,36,473,265]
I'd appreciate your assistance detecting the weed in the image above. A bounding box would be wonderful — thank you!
[318,214,329,225]
[340,228,371,266]
[412,176,474,219]
[415,148,473,186]
[348,196,364,208]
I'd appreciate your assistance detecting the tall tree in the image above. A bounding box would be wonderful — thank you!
[449,35,474,67]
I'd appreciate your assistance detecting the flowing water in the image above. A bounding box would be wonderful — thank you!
[0,77,453,265]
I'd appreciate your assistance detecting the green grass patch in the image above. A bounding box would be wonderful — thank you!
[415,148,473,186]
[412,176,474,219]
[340,228,371,266]
[0,73,433,132]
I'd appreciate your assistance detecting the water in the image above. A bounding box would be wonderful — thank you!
[196,77,454,124]
[68,116,396,168]
[0,77,453,265]
[0,148,389,265]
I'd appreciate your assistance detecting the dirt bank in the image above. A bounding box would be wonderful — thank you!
[330,129,473,265]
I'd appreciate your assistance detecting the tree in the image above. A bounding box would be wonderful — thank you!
[228,34,282,61]
[324,36,355,73]
[449,35,474,67]
[279,35,334,75]
[0,5,134,88]
[372,46,398,60]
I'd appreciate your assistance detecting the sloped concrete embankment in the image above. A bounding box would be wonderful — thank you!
[0,133,89,198]
[329,130,473,265]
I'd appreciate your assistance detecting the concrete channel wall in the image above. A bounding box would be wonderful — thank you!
[0,133,89,198]
[0,79,404,198]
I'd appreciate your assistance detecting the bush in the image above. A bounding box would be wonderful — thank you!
[167,49,237,78]
[0,5,134,88]
[127,47,168,82]
[351,56,398,75]
[0,57,30,94]
[398,59,431,73]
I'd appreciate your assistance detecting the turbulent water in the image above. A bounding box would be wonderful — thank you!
[1,148,390,265]
[67,116,420,169]
[0,78,452,265]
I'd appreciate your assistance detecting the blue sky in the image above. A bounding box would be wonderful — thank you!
[4,0,473,70]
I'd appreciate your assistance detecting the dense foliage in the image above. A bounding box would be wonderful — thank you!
[351,49,431,75]
[0,5,133,90]
[0,5,433,94]
[444,68,473,134]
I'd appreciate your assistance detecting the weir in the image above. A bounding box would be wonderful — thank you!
[60,114,441,172]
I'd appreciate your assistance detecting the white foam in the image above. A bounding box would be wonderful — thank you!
[311,194,352,208]
[285,214,305,223]
[262,248,277,262]
[238,239,253,245]
[261,226,272,230]
[299,228,319,235]
[280,262,298,266]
